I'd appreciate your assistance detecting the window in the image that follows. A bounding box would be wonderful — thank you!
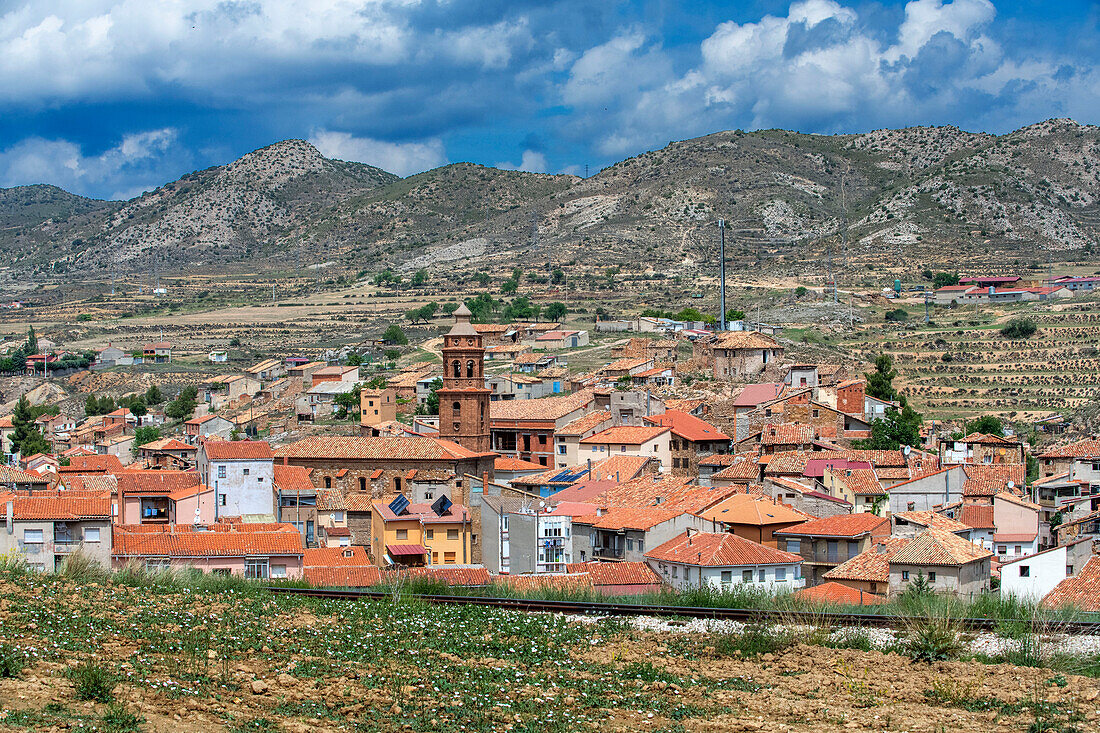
[84,528,101,543]
[742,570,753,582]
[331,512,344,522]
[786,539,800,554]
[758,569,766,582]
[775,567,786,581]
[907,502,916,511]
[626,539,634,551]
[396,529,408,540]
[928,571,937,582]
[447,529,459,540]
[902,570,910,581]
[432,551,438,564]
[424,492,433,501]
[998,546,1007,554]
[721,570,732,585]
[324,476,332,489]
[270,565,287,579]
[243,468,250,476]
[637,539,643,551]
[425,530,434,540]
[452,401,462,413]
[1019,566,1030,577]
[1067,565,1075,576]
[359,477,366,492]
[1014,545,1021,555]
[217,465,226,479]
[671,566,678,578]
[145,559,170,572]
[23,529,43,544]
[444,551,456,564]
[558,445,567,455]
[219,494,226,506]
[812,409,819,418]
[245,559,269,579]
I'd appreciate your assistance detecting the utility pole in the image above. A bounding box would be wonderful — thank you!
[924,291,930,323]
[272,284,276,303]
[718,219,726,332]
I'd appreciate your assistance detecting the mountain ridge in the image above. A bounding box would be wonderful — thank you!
[3,119,1099,279]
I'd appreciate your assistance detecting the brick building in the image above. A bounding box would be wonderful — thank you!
[437,305,492,453]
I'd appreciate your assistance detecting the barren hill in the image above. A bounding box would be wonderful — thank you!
[5,119,1100,280]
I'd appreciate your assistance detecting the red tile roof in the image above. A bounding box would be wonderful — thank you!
[556,410,613,437]
[1038,439,1100,460]
[795,581,885,606]
[776,513,889,539]
[273,465,315,493]
[646,531,801,567]
[893,511,971,533]
[565,561,662,586]
[58,455,124,474]
[712,456,761,482]
[0,491,111,520]
[1043,556,1100,611]
[832,467,884,496]
[733,383,785,408]
[698,493,808,525]
[203,440,273,461]
[490,390,594,422]
[303,546,372,567]
[275,436,490,461]
[113,522,303,558]
[824,537,911,583]
[580,425,669,445]
[760,423,814,446]
[888,528,992,566]
[644,410,729,443]
[573,507,686,531]
[962,464,1026,497]
[494,456,548,472]
[116,470,200,496]
[372,501,470,524]
[958,432,1020,446]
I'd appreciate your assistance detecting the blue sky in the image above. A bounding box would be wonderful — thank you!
[0,0,1096,199]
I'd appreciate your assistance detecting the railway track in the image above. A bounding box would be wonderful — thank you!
[264,586,1100,634]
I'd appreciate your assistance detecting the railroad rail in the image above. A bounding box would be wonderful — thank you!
[264,586,1100,634]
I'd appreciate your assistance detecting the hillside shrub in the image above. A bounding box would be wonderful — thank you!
[1000,317,1037,339]
[0,643,24,678]
[885,308,909,322]
[68,662,116,702]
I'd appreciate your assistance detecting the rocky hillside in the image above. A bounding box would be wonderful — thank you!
[5,119,1100,280]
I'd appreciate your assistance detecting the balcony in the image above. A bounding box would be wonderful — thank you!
[592,545,624,560]
[53,539,81,554]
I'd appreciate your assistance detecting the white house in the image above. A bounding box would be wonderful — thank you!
[579,425,672,473]
[1000,538,1096,602]
[198,440,275,520]
[645,529,804,592]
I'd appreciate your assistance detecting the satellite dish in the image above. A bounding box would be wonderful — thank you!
[1007,481,1015,490]
[999,448,1007,456]
[903,445,912,456]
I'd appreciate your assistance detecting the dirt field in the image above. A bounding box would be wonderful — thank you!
[1,571,1097,732]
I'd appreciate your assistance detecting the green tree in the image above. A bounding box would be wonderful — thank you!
[411,269,429,287]
[128,397,147,418]
[365,375,389,389]
[84,394,100,417]
[382,324,408,345]
[471,272,490,287]
[856,403,922,450]
[96,395,116,415]
[544,302,568,321]
[131,426,161,457]
[406,302,439,324]
[550,267,565,285]
[1000,318,1037,339]
[675,307,704,322]
[416,378,442,415]
[501,279,518,295]
[466,293,499,322]
[964,415,1004,437]
[441,302,460,316]
[865,354,898,401]
[726,309,746,322]
[334,385,362,420]
[932,272,960,288]
[24,326,37,354]
[794,286,808,298]
[346,352,363,367]
[144,385,164,405]
[11,395,50,456]
[383,349,400,361]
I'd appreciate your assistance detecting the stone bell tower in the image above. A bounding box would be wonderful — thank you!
[437,304,491,452]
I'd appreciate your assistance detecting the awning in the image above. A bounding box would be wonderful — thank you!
[386,544,427,556]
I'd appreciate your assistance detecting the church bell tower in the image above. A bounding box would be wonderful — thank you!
[437,304,491,452]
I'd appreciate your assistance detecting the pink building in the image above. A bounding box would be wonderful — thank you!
[112,521,304,579]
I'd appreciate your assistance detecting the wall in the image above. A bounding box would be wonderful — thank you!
[889,559,989,598]
[1,519,112,571]
[649,560,804,593]
[887,467,965,513]
[200,457,275,518]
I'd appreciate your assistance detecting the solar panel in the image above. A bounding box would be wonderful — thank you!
[388,495,410,516]
[431,494,452,517]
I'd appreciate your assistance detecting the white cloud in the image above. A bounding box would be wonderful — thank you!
[495,150,549,173]
[307,129,446,177]
[0,128,182,198]
[562,0,1090,154]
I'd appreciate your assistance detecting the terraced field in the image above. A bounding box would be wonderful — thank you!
[843,295,1100,421]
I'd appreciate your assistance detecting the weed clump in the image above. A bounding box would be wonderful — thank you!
[101,703,143,732]
[714,624,794,658]
[904,612,964,662]
[67,661,117,702]
[0,643,24,678]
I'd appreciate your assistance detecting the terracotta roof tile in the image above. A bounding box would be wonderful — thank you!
[573,507,686,531]
[776,513,889,539]
[760,423,814,446]
[889,528,992,566]
[832,467,884,496]
[58,455,125,474]
[894,510,971,533]
[564,561,662,586]
[646,531,800,567]
[697,493,809,525]
[203,440,273,461]
[494,456,548,472]
[0,465,50,484]
[602,357,653,372]
[711,332,780,350]
[555,410,613,437]
[580,425,669,445]
[1043,556,1100,611]
[275,436,489,461]
[113,522,304,558]
[316,489,346,511]
[824,537,911,583]
[303,546,371,567]
[795,581,886,605]
[490,390,594,422]
[1038,439,1100,460]
[645,410,729,443]
[273,465,315,493]
[0,491,111,520]
[962,464,1026,497]
[712,456,761,482]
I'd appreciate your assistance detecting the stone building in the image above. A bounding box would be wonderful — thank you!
[437,305,492,453]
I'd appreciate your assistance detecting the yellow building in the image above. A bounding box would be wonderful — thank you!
[371,499,473,567]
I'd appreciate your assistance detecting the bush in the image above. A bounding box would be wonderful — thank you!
[885,308,909,322]
[68,661,117,702]
[714,624,795,657]
[904,612,964,662]
[60,551,108,581]
[101,703,143,732]
[1000,317,1037,339]
[0,643,24,678]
